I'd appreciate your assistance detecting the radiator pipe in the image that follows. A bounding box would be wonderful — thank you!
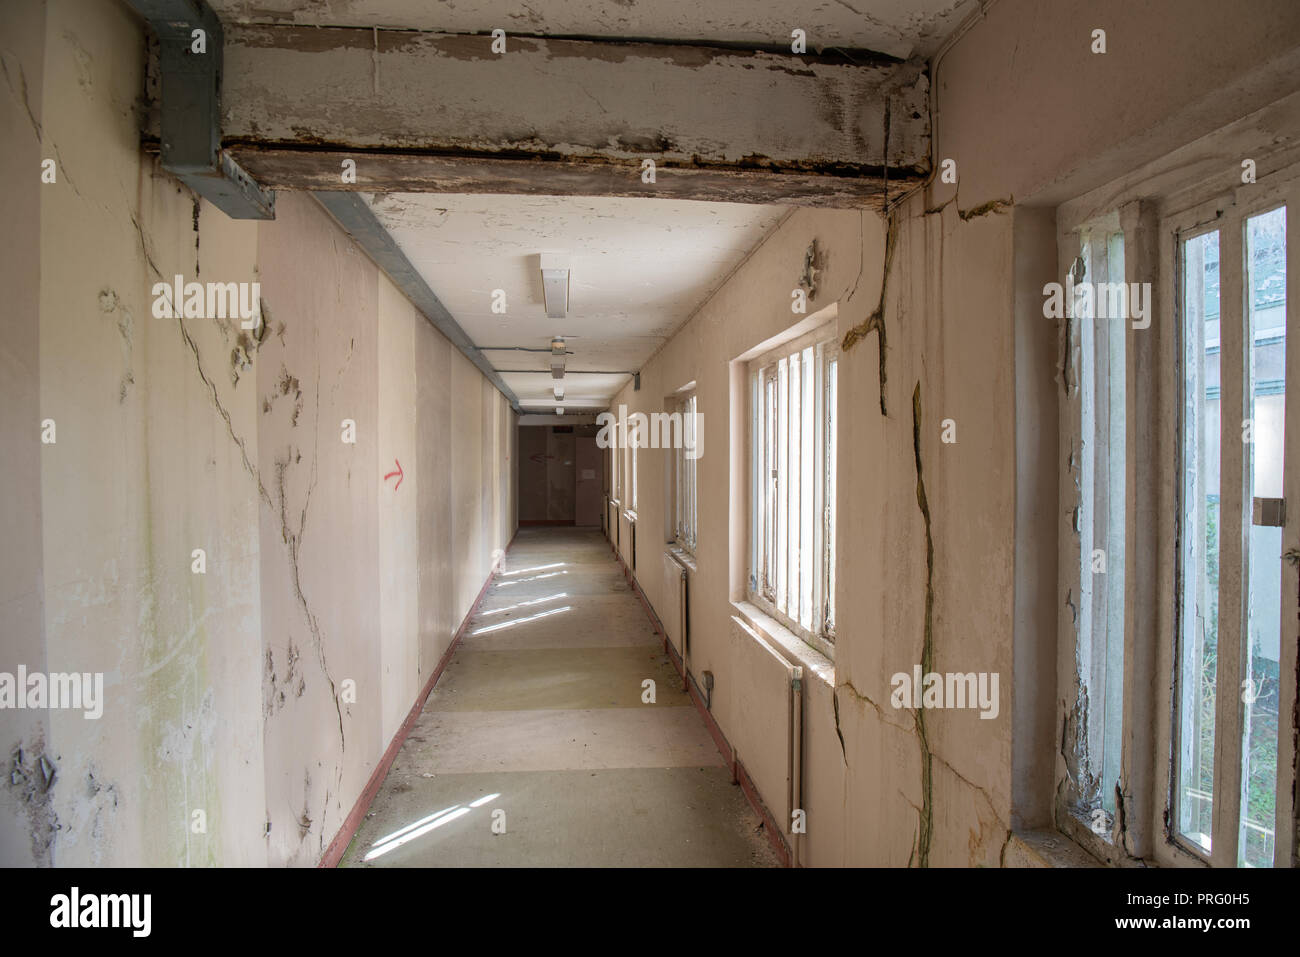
[790,667,804,869]
[679,567,689,693]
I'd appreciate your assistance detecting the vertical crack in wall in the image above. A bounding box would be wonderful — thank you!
[839,88,901,416]
[911,381,934,867]
[175,310,271,508]
[840,207,896,416]
[136,207,347,763]
[275,370,346,754]
[1,52,42,141]
[831,686,849,766]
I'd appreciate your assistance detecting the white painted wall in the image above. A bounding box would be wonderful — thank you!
[378,274,420,746]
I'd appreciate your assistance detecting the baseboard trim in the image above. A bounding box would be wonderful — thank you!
[605,537,794,868]
[319,532,514,868]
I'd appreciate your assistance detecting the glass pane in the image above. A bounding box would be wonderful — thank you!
[1077,232,1128,818]
[777,358,789,611]
[1177,229,1221,853]
[765,373,776,595]
[826,357,837,635]
[751,377,760,587]
[688,395,697,549]
[800,346,815,630]
[785,351,795,613]
[1240,206,1285,867]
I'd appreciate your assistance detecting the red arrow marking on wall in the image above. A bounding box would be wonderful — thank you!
[384,459,403,490]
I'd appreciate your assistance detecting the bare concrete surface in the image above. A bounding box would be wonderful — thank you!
[341,528,779,867]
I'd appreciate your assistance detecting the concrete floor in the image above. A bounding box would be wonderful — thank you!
[341,527,780,867]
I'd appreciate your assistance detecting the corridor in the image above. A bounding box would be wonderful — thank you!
[341,529,778,867]
[7,0,1300,888]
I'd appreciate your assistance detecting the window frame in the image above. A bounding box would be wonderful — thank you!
[1058,217,1130,841]
[1052,160,1300,869]
[672,390,699,554]
[746,324,838,659]
[610,423,621,506]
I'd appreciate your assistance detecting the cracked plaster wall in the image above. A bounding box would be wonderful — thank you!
[1,0,516,867]
[612,196,1016,867]
[610,0,1300,868]
[1,0,52,868]
[4,0,267,866]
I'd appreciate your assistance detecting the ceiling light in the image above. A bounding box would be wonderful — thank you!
[556,407,564,415]
[550,335,565,379]
[554,385,564,400]
[540,255,569,319]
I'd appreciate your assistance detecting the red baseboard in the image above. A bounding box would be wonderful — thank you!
[318,537,512,868]
[606,535,793,868]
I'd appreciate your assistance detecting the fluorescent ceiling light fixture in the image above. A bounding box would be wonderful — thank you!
[556,407,564,415]
[550,336,565,379]
[554,385,564,400]
[540,255,570,319]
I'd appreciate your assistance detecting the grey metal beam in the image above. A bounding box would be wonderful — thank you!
[125,0,275,219]
[311,192,521,412]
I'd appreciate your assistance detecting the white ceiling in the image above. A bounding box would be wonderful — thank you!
[366,193,787,410]
[210,0,972,59]
[219,1,974,409]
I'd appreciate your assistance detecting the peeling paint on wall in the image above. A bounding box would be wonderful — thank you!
[4,740,59,865]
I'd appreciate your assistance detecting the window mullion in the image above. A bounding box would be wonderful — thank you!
[1210,210,1248,868]
[1279,187,1300,870]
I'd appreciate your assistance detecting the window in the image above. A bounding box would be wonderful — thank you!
[611,432,620,504]
[1175,204,1287,867]
[630,440,638,513]
[1176,226,1220,854]
[1239,206,1286,868]
[748,327,838,656]
[1067,225,1128,830]
[1053,171,1294,868]
[674,392,698,553]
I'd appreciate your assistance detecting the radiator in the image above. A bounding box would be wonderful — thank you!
[728,615,805,865]
[607,499,619,545]
[662,552,689,663]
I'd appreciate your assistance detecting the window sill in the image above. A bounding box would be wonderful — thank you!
[731,600,834,689]
[1003,829,1104,868]
[666,543,697,573]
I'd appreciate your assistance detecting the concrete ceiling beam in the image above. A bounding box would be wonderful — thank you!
[213,26,930,208]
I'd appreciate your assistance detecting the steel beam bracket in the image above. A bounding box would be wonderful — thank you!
[128,0,275,219]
